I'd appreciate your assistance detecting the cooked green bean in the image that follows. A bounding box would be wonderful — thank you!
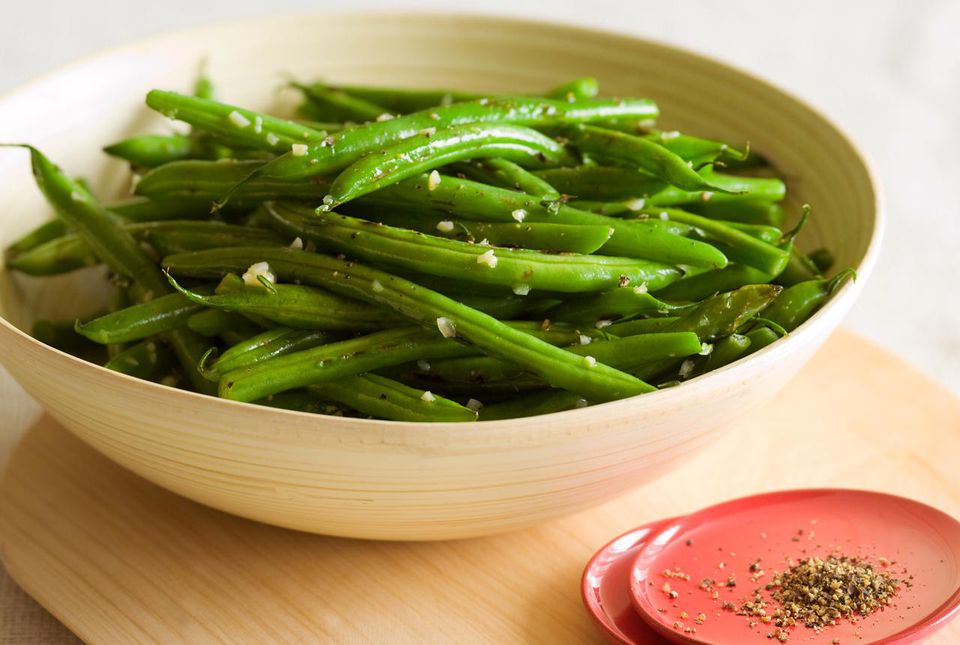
[104,339,175,380]
[267,204,681,294]
[163,246,656,402]
[249,96,659,180]
[292,81,389,123]
[453,158,561,199]
[478,390,587,420]
[75,291,204,344]
[145,91,326,153]
[323,123,575,208]
[204,327,334,379]
[7,220,284,276]
[10,145,214,392]
[543,287,690,325]
[312,374,478,422]
[171,272,399,331]
[551,125,730,193]
[763,269,855,332]
[359,211,612,254]
[362,174,728,267]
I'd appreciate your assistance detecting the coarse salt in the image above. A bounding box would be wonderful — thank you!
[435,220,455,233]
[420,391,436,403]
[634,282,649,294]
[291,143,309,156]
[511,209,527,222]
[583,355,597,368]
[512,284,531,296]
[253,116,263,134]
[266,133,280,146]
[579,334,592,345]
[659,211,670,220]
[466,398,484,412]
[376,112,394,122]
[289,237,303,250]
[417,360,431,372]
[427,170,441,191]
[371,279,384,293]
[595,319,612,329]
[623,198,646,211]
[679,359,696,379]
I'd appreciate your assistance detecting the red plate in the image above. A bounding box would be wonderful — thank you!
[582,519,677,644]
[628,489,960,644]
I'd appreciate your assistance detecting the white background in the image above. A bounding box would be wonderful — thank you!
[2,0,959,395]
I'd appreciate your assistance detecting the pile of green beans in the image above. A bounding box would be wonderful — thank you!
[4,73,851,421]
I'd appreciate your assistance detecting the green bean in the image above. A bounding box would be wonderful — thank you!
[688,199,787,226]
[809,248,835,273]
[323,124,575,208]
[7,220,284,276]
[645,130,747,165]
[422,332,702,385]
[543,287,690,325]
[545,77,600,101]
[663,284,782,341]
[146,91,327,153]
[256,390,342,414]
[31,318,102,354]
[107,196,216,222]
[104,339,174,380]
[725,222,783,244]
[205,327,333,379]
[103,134,199,168]
[360,211,613,254]
[313,374,478,422]
[186,308,256,337]
[6,219,69,257]
[535,166,665,201]
[321,77,600,114]
[552,125,730,192]
[454,158,561,199]
[437,294,544,319]
[362,174,728,267]
[702,333,752,371]
[163,246,656,402]
[218,326,467,401]
[267,204,681,294]
[292,81,389,122]
[478,390,587,420]
[605,316,681,336]
[776,247,822,287]
[9,145,214,392]
[251,96,659,180]
[763,269,855,332]
[171,272,397,331]
[134,159,328,204]
[743,326,782,356]
[654,264,772,302]
[641,208,789,275]
[76,291,205,344]
[647,169,786,206]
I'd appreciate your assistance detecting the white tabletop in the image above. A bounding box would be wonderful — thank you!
[2,0,958,642]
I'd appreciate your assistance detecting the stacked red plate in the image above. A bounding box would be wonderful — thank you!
[582,490,960,644]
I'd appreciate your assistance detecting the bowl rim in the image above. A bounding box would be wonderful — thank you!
[0,9,884,431]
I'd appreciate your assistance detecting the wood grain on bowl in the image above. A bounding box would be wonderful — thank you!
[0,12,881,540]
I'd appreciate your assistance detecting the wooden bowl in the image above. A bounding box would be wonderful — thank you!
[0,12,881,540]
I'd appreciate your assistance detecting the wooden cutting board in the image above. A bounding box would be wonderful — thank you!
[1,329,959,644]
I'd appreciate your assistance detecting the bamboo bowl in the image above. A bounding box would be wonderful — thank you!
[0,12,881,540]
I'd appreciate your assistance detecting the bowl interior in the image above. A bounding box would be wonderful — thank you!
[0,11,878,372]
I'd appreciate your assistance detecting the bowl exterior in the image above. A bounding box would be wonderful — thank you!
[0,12,880,540]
